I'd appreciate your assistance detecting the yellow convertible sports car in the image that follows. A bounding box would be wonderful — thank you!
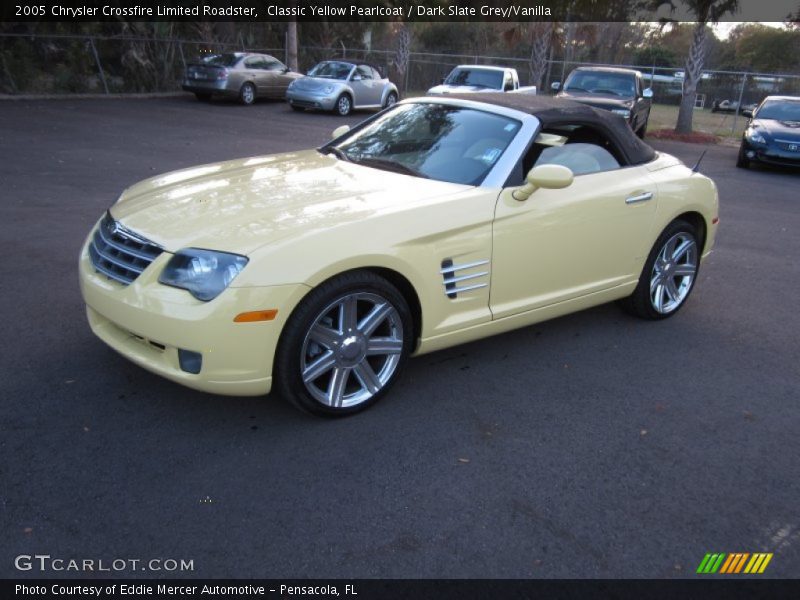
[79,94,719,416]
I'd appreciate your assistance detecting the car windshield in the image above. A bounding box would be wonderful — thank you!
[326,102,521,186]
[565,72,636,96]
[200,53,240,67]
[755,100,800,122]
[308,61,353,80]
[444,68,504,90]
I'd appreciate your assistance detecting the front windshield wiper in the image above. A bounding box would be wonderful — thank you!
[354,157,429,179]
[320,146,351,162]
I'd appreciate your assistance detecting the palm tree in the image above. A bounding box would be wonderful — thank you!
[655,1,740,134]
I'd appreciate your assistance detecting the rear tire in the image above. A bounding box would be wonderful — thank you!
[291,105,305,112]
[619,219,700,320]
[239,82,256,106]
[275,271,413,417]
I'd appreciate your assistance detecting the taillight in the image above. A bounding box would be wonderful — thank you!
[217,69,228,80]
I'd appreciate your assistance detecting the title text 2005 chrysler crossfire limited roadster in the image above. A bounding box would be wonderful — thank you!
[79,94,719,416]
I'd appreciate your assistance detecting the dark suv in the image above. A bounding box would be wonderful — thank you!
[553,67,653,138]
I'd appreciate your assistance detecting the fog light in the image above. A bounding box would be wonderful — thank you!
[178,349,202,374]
[746,151,755,159]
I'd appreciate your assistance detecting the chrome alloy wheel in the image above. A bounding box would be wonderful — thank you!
[650,232,698,314]
[336,95,352,116]
[240,83,255,105]
[300,292,403,408]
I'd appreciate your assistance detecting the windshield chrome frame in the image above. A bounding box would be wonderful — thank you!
[322,97,540,189]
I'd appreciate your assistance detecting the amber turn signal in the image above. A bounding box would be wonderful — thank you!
[234,309,278,323]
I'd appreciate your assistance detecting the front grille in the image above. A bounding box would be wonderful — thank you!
[291,99,319,108]
[89,213,163,285]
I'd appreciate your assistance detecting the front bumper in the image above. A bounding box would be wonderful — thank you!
[741,139,800,167]
[286,89,338,111]
[79,234,309,396]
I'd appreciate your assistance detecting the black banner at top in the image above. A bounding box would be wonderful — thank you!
[2,0,799,23]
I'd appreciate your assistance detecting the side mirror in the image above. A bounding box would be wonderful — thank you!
[283,67,290,73]
[331,125,350,139]
[551,81,561,91]
[512,165,574,201]
[441,78,445,84]
[742,109,753,118]
[642,88,653,99]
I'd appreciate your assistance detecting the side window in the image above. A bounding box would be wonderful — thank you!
[245,57,265,69]
[516,125,624,183]
[356,65,373,80]
[535,143,620,176]
[265,58,286,71]
[370,67,382,80]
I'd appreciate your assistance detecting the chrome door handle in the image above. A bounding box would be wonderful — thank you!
[625,191,653,204]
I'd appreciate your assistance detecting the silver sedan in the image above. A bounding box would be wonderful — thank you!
[286,61,399,116]
[182,52,302,105]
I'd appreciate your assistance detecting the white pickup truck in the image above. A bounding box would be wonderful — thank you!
[427,65,537,95]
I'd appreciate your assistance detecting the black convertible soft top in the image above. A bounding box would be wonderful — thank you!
[444,92,657,166]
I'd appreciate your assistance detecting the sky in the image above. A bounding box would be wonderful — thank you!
[713,22,789,39]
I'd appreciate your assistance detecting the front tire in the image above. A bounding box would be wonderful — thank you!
[334,93,352,116]
[239,82,256,106]
[636,119,647,139]
[384,91,398,109]
[291,104,305,112]
[736,142,750,169]
[619,220,700,320]
[275,271,413,417]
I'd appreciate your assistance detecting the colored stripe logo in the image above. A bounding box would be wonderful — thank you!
[696,552,773,574]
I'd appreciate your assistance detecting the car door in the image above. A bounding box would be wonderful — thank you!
[242,56,266,93]
[633,73,651,130]
[350,65,379,106]
[490,135,658,319]
[263,56,290,98]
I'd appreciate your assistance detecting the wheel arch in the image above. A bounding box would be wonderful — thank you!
[274,265,423,370]
[672,211,708,253]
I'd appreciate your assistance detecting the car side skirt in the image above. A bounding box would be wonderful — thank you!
[414,281,637,356]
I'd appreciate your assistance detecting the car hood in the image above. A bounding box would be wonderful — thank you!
[291,77,344,92]
[557,91,634,110]
[111,150,468,256]
[427,84,497,95]
[750,118,800,141]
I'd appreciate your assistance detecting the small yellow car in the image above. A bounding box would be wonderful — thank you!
[79,94,719,416]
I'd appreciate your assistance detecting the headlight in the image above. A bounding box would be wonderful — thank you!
[745,128,766,144]
[324,85,335,93]
[611,109,631,119]
[159,249,248,301]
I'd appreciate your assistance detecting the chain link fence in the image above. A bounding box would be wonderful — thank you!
[3,33,799,124]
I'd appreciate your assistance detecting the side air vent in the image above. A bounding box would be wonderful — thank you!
[440,259,489,299]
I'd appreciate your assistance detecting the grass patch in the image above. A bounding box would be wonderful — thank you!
[648,104,748,139]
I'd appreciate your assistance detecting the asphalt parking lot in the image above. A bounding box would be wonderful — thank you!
[1,96,798,579]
